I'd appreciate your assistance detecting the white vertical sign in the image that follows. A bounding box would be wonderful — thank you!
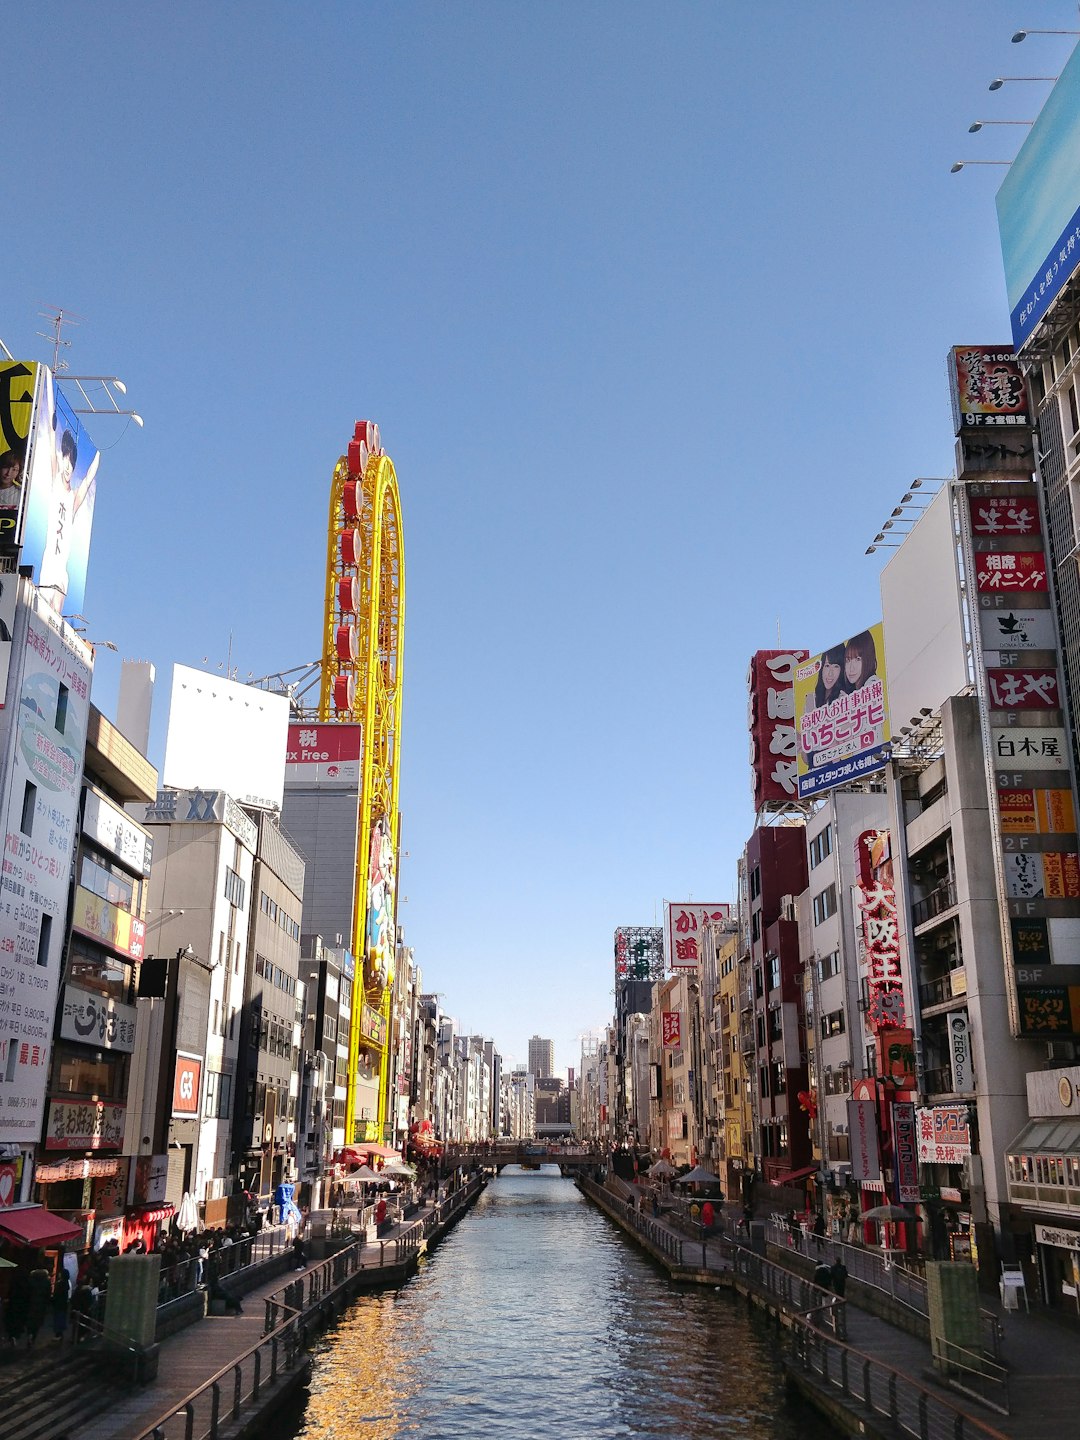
[847,1097,881,1181]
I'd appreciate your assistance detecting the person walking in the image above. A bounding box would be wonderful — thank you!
[831,1258,848,1297]
[25,1259,52,1348]
[812,1212,827,1253]
[51,1266,70,1343]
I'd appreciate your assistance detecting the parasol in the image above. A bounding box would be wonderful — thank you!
[860,1204,915,1222]
[351,1164,380,1181]
[176,1191,200,1234]
[678,1165,722,1186]
[649,1158,676,1178]
[381,1159,416,1177]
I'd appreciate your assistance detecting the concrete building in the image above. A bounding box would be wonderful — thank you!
[528,1035,554,1080]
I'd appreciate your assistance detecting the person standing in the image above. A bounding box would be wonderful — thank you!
[812,1212,827,1253]
[51,1266,70,1343]
[25,1259,52,1348]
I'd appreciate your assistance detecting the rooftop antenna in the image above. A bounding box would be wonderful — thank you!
[36,306,82,374]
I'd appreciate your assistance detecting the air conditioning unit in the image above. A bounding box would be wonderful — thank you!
[781,896,797,922]
[1047,1040,1078,1063]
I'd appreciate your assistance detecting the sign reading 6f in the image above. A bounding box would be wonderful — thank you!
[172,1053,203,1118]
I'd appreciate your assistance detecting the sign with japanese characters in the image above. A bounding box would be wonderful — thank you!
[1018,986,1080,1035]
[663,902,731,973]
[0,592,91,1145]
[855,830,907,1032]
[172,1052,202,1118]
[986,667,1060,710]
[979,606,1058,658]
[998,787,1076,835]
[0,360,38,554]
[144,787,257,849]
[794,624,890,798]
[662,1011,681,1048]
[891,1101,919,1204]
[974,552,1048,593]
[59,986,137,1053]
[82,789,152,876]
[947,347,1030,431]
[991,726,1069,772]
[969,490,1039,538]
[848,1098,881,1181]
[916,1105,971,1164]
[71,886,146,961]
[748,650,808,809]
[614,926,664,982]
[285,722,362,786]
[44,1098,125,1151]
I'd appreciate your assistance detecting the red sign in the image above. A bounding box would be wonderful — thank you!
[285,723,362,784]
[877,1028,916,1089]
[172,1053,202,1118]
[662,1011,681,1048]
[748,650,808,809]
[968,491,1040,537]
[948,347,1030,430]
[986,668,1059,709]
[974,552,1047,592]
[855,830,906,1031]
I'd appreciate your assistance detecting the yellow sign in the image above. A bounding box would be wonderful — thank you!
[794,622,890,799]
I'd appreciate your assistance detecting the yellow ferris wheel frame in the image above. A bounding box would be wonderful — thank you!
[318,424,405,1146]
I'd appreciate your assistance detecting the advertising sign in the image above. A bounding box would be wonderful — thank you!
[794,624,890,798]
[163,665,290,811]
[969,490,1039,537]
[947,347,1030,431]
[20,367,99,617]
[172,1052,203,1118]
[662,1011,681,1048]
[1001,783,1076,839]
[614,926,664,982]
[0,360,38,544]
[360,1003,386,1047]
[996,43,1080,348]
[855,830,907,1031]
[0,593,91,1144]
[134,1153,168,1205]
[748,650,808,808]
[916,1105,971,1164]
[71,887,146,961]
[891,1101,919,1204]
[59,987,137,1053]
[144,787,258,848]
[974,552,1047,593]
[955,430,1035,479]
[1018,986,1080,1035]
[848,1098,881,1181]
[876,1028,916,1089]
[82,789,152,875]
[663,902,732,972]
[948,1012,974,1094]
[991,726,1069,772]
[979,606,1058,658]
[364,817,396,991]
[986,667,1059,710]
[44,1098,125,1151]
[285,723,362,786]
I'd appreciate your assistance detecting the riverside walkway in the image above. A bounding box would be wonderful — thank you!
[581,1176,1074,1440]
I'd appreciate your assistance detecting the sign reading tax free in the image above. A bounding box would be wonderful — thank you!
[285,723,362,786]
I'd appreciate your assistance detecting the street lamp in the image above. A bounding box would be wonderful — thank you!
[988,76,1057,90]
[967,120,1032,132]
[950,160,1011,173]
[1012,30,1079,43]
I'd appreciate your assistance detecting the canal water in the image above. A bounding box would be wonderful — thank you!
[271,1169,837,1439]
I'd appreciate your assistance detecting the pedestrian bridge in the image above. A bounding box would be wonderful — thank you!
[444,1143,604,1176]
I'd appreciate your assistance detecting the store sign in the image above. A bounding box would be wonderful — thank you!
[82,789,152,876]
[948,1012,974,1094]
[877,1028,916,1089]
[663,902,731,973]
[855,830,906,1031]
[172,1052,202,1118]
[974,552,1047,593]
[59,986,137,1053]
[979,606,1058,657]
[360,1004,386,1047]
[748,650,808,808]
[891,1101,919,1203]
[916,1105,971,1163]
[71,887,146,961]
[44,1098,125,1151]
[285,722,362,786]
[1036,1222,1080,1251]
[848,1098,881,1181]
[662,1011,681,1048]
[144,787,257,848]
[947,347,1030,430]
[991,726,1069,771]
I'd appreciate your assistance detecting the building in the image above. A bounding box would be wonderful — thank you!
[528,1035,554,1080]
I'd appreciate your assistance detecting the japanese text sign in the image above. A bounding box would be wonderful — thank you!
[794,624,890,799]
[748,650,808,809]
[664,902,730,973]
[916,1105,971,1163]
[662,1011,681,1048]
[947,347,1030,432]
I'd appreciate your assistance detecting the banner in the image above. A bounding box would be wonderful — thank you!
[748,650,807,808]
[847,1098,881,1181]
[794,624,890,798]
[916,1105,971,1163]
[662,1011,681,1048]
[285,722,362,785]
[891,1101,919,1204]
[71,887,146,961]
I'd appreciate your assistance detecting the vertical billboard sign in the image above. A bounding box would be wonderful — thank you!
[364,816,396,991]
[794,625,890,798]
[748,650,808,809]
[854,829,907,1031]
[946,347,1030,432]
[614,926,664,982]
[960,480,1080,1037]
[20,367,99,618]
[847,1098,882,1182]
[285,722,362,786]
[662,1011,681,1048]
[891,1101,919,1204]
[0,360,38,549]
[0,589,91,1145]
[996,43,1080,349]
[664,902,731,973]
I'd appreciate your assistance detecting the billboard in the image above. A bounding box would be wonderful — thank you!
[946,347,1030,432]
[794,624,890,798]
[847,1098,881,1182]
[662,1011,681,1048]
[748,650,808,808]
[0,360,38,548]
[364,817,396,991]
[997,43,1080,349]
[663,902,731,973]
[0,588,92,1145]
[20,367,99,617]
[614,926,664,982]
[163,664,290,811]
[916,1105,971,1164]
[172,1053,203,1118]
[285,722,362,786]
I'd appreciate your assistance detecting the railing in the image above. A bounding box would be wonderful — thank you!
[912,880,957,928]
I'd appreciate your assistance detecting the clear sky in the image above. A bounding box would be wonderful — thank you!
[4,3,1074,1076]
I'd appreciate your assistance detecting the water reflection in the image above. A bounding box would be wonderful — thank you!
[288,1170,835,1439]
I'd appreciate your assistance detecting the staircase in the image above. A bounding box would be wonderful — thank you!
[0,1344,123,1440]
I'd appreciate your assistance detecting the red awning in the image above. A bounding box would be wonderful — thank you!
[771,1163,818,1186]
[0,1206,83,1248]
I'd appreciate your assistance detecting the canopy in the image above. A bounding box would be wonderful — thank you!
[772,1163,818,1186]
[382,1159,416,1177]
[649,1158,676,1178]
[350,1164,380,1180]
[678,1166,721,1186]
[0,1206,82,1249]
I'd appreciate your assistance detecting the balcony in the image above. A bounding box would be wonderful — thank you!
[912,879,957,929]
[919,969,967,1011]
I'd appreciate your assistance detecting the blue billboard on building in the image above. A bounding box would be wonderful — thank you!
[997,43,1080,350]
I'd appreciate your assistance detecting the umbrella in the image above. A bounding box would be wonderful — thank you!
[678,1165,721,1186]
[176,1191,199,1234]
[860,1204,914,1222]
[649,1158,676,1178]
[381,1159,416,1176]
[350,1164,380,1181]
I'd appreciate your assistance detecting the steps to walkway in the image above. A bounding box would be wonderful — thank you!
[0,1346,119,1440]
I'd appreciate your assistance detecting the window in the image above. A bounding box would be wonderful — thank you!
[751,911,761,943]
[759,1064,769,1099]
[821,1008,845,1038]
[36,913,51,968]
[68,946,130,1002]
[224,866,246,909]
[767,954,781,991]
[55,683,69,736]
[809,825,833,869]
[56,1049,127,1099]
[817,951,840,982]
[20,781,35,837]
[79,849,136,911]
[771,1060,786,1095]
[768,1006,783,1041]
[750,867,761,900]
[812,886,837,926]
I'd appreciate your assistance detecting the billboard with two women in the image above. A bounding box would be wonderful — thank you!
[794,623,890,799]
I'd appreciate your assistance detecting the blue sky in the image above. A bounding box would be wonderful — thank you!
[5,3,1076,1076]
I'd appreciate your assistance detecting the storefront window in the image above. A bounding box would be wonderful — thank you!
[79,847,139,912]
[54,1048,127,1100]
[68,945,132,1002]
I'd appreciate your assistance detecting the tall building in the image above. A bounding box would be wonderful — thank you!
[528,1035,554,1079]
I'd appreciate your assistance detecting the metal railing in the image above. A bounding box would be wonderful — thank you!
[912,880,957,928]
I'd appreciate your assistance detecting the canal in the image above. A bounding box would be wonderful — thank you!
[270,1169,837,1439]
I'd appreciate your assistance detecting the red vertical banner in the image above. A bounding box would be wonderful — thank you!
[748,650,808,809]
